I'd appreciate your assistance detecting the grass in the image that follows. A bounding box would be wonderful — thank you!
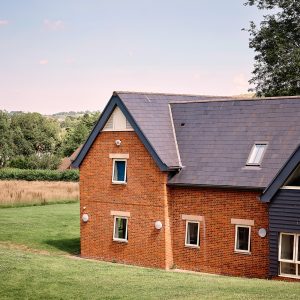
[0,203,80,254]
[0,180,79,207]
[0,203,299,299]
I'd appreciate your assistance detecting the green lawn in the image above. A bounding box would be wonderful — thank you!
[0,203,299,300]
[0,203,80,254]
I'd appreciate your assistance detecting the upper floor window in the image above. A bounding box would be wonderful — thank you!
[246,143,267,166]
[112,159,127,184]
[283,165,300,187]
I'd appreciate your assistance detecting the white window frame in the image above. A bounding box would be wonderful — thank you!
[113,216,128,243]
[278,232,300,278]
[112,159,127,184]
[234,225,251,253]
[246,143,268,166]
[185,220,200,248]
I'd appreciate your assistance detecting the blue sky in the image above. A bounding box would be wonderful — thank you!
[0,1,263,114]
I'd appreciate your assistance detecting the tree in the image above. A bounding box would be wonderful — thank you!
[10,112,61,156]
[61,112,100,157]
[0,111,13,167]
[8,112,62,169]
[245,0,300,96]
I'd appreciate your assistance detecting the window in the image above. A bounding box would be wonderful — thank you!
[247,143,267,166]
[112,159,127,184]
[235,225,251,253]
[185,221,200,247]
[102,107,133,131]
[279,233,300,278]
[283,165,300,187]
[113,216,128,242]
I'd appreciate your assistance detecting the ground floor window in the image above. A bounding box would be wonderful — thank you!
[185,221,200,247]
[235,225,251,253]
[279,233,300,278]
[113,216,128,242]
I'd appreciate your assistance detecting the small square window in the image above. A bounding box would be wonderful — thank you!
[112,159,127,184]
[235,225,251,253]
[246,143,267,166]
[185,221,200,247]
[113,216,128,242]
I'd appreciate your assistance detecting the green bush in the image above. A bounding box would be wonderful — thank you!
[9,154,61,170]
[0,168,79,182]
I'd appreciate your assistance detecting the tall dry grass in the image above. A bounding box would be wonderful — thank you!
[0,180,79,207]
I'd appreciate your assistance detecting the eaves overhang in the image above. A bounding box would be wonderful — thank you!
[167,182,264,191]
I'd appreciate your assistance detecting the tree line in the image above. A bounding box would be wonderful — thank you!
[0,111,100,169]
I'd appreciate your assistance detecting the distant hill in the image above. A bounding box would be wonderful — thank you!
[46,111,100,122]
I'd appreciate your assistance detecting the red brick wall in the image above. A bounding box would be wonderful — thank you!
[79,131,172,269]
[169,187,269,278]
[80,130,269,278]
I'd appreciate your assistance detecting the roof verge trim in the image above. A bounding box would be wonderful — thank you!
[260,145,300,202]
[72,94,171,171]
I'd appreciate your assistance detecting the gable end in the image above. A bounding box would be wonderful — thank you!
[260,145,300,202]
[72,94,170,171]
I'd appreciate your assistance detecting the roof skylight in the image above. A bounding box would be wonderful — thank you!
[246,143,267,166]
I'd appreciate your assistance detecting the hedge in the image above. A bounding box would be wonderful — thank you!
[0,168,79,182]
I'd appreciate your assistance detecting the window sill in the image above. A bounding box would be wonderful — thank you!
[279,274,300,280]
[185,245,200,249]
[112,182,127,185]
[113,239,128,243]
[234,250,251,255]
[242,166,262,170]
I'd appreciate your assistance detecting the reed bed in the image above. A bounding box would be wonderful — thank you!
[0,180,79,207]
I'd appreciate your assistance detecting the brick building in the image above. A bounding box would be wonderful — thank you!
[73,92,300,280]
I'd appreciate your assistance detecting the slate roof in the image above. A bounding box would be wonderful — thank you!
[168,97,300,189]
[117,92,230,168]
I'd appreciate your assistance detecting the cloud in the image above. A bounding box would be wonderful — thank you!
[43,19,64,31]
[0,20,9,26]
[39,59,48,65]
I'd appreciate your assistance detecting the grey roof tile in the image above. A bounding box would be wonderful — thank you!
[116,92,300,188]
[168,98,300,188]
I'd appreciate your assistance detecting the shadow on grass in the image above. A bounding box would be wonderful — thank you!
[44,238,80,255]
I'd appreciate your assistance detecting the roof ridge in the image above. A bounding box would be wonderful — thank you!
[169,95,300,105]
[114,91,300,101]
[114,90,231,98]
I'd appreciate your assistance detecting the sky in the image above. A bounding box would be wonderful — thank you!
[0,1,263,114]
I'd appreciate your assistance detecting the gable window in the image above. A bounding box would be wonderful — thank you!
[279,233,300,278]
[185,221,200,247]
[247,143,267,166]
[112,159,127,184]
[113,216,128,242]
[283,165,300,187]
[235,225,251,253]
[103,107,133,131]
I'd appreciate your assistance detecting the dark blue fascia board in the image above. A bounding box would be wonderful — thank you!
[167,182,263,191]
[72,94,170,172]
[260,145,300,203]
